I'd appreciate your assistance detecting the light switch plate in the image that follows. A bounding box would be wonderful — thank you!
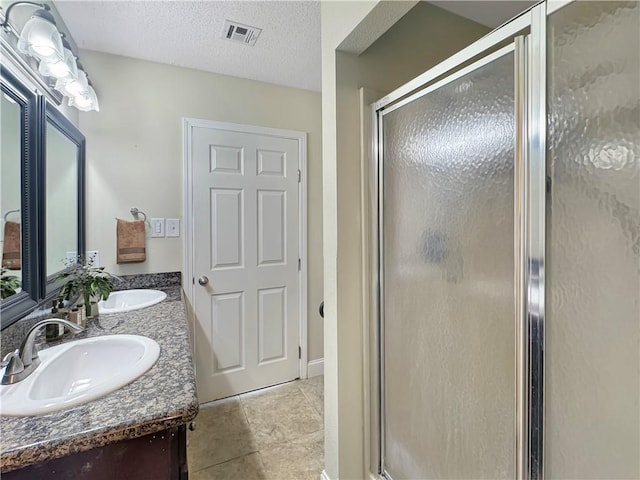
[166,218,180,238]
[151,218,165,237]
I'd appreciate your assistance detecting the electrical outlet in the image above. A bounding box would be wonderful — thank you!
[65,251,100,266]
[86,251,100,267]
[166,218,180,238]
[151,218,165,237]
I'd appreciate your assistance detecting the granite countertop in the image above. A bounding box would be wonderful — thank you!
[0,290,199,473]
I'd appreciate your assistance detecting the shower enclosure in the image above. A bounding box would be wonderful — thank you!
[372,1,639,479]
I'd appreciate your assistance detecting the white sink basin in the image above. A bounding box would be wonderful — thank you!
[0,335,160,417]
[98,289,167,314]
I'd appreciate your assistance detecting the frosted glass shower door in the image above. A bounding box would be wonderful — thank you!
[380,50,515,479]
[545,2,640,478]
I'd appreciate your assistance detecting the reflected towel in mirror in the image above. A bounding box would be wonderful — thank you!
[116,219,146,264]
[2,221,21,270]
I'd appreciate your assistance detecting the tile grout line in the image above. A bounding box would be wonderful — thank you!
[299,379,324,417]
[192,451,261,473]
[299,387,321,417]
[189,394,259,474]
[239,389,271,477]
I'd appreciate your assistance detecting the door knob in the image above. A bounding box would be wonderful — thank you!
[198,276,209,286]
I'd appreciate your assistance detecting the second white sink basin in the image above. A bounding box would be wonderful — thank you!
[0,335,160,417]
[98,289,167,314]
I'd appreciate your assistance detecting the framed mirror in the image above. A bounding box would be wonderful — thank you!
[43,103,85,298]
[0,67,39,321]
[0,66,86,329]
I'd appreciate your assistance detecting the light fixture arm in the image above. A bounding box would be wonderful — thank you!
[1,1,50,32]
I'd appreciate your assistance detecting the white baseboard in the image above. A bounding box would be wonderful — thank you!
[307,358,324,378]
[320,469,379,480]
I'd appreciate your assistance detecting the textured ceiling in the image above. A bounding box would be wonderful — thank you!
[53,0,322,91]
[52,1,535,93]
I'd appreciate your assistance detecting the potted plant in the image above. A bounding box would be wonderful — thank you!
[1,268,21,299]
[57,256,116,317]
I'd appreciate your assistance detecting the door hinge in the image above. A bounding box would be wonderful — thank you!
[298,258,301,271]
[297,169,301,183]
[298,346,302,359]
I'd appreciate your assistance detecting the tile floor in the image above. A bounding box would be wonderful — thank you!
[188,375,324,480]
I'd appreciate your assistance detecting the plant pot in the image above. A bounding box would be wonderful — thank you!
[86,301,99,319]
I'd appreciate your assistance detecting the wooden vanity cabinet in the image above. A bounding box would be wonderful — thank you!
[2,425,188,480]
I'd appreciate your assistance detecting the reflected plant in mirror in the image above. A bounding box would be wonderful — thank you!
[1,268,21,299]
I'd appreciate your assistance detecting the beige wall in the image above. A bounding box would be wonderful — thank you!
[358,2,490,93]
[78,50,324,361]
[321,2,489,478]
[321,4,382,479]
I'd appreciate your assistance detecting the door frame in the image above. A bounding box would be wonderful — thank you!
[182,118,309,380]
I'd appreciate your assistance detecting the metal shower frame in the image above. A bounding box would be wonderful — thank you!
[370,2,574,479]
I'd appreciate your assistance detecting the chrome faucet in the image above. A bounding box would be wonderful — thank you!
[1,318,84,385]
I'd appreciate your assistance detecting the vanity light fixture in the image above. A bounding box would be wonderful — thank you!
[1,2,64,62]
[1,1,100,112]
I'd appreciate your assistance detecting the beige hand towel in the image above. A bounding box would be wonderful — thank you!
[2,221,21,270]
[116,219,146,263]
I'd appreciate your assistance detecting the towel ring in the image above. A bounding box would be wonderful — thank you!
[3,209,20,222]
[130,207,147,222]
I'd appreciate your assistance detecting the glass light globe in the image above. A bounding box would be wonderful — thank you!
[16,12,64,62]
[69,85,99,112]
[56,70,88,97]
[39,47,78,79]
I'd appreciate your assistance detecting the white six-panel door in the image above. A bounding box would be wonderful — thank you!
[190,123,303,402]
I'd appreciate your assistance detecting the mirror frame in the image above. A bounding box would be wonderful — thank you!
[0,66,86,329]
[1,66,40,323]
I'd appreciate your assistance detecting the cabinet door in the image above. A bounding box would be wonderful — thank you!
[2,426,188,480]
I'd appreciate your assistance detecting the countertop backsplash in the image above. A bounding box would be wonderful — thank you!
[110,271,182,291]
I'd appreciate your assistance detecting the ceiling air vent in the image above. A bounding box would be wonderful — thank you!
[222,20,262,46]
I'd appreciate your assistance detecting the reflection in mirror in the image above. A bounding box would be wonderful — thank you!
[1,69,85,328]
[1,91,23,299]
[46,121,78,277]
